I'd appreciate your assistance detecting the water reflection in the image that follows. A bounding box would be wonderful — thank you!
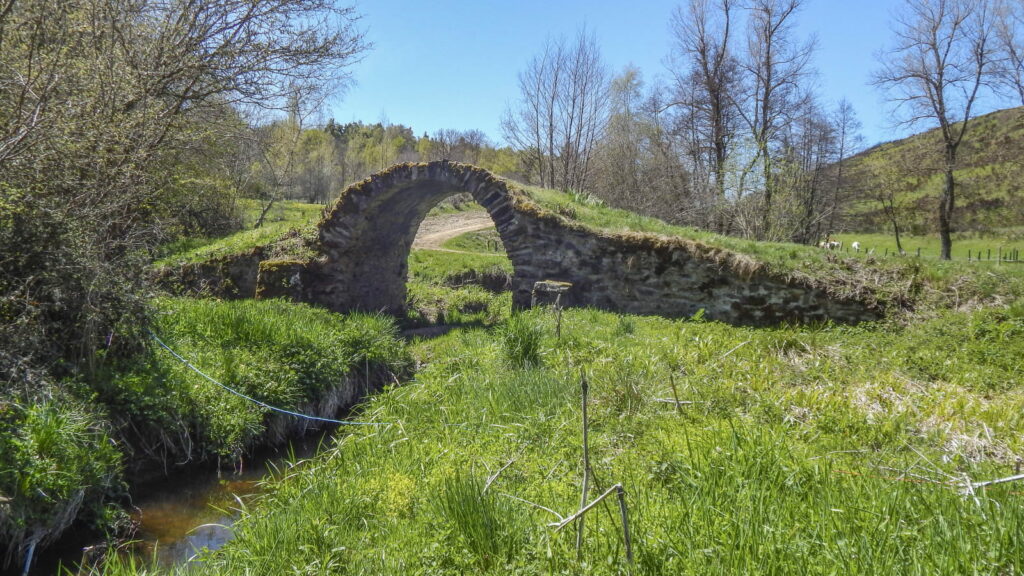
[131,476,262,567]
[27,432,331,575]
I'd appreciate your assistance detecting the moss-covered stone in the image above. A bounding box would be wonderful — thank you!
[256,259,309,300]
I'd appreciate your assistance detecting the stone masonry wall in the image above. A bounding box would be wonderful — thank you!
[503,210,879,325]
[297,162,880,326]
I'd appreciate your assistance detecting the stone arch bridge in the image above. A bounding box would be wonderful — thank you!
[167,162,878,325]
[251,162,877,325]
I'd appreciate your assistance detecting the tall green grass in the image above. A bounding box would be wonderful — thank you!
[0,384,124,558]
[88,301,1024,575]
[105,298,411,460]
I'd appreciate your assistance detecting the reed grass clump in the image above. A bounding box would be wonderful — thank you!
[499,313,544,368]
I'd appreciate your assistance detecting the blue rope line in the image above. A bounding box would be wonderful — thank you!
[148,330,384,426]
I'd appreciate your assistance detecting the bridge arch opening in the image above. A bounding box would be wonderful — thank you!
[311,162,533,315]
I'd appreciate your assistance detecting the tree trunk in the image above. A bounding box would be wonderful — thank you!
[714,129,728,234]
[254,198,276,229]
[760,153,772,240]
[829,155,844,234]
[938,167,955,260]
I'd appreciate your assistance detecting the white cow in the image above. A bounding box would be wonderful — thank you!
[851,241,861,252]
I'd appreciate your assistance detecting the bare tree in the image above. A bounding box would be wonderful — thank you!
[668,0,741,232]
[503,29,609,192]
[421,128,489,163]
[593,67,690,218]
[868,150,928,254]
[251,90,314,228]
[874,0,996,260]
[739,0,817,241]
[994,0,1024,105]
[782,103,837,244]
[559,30,611,192]
[503,40,563,187]
[827,99,864,234]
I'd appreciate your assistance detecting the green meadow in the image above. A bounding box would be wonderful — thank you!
[86,188,1024,575]
[99,299,1024,575]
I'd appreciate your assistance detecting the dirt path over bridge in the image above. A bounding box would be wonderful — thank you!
[412,210,494,251]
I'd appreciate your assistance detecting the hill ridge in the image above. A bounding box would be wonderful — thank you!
[841,106,1024,235]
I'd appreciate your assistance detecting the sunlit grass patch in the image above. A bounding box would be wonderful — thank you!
[107,298,411,460]
[153,200,324,266]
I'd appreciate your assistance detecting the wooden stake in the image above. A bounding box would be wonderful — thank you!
[549,483,635,567]
[555,293,563,341]
[483,456,517,494]
[552,484,621,531]
[617,485,634,566]
[971,472,1024,490]
[576,373,590,557]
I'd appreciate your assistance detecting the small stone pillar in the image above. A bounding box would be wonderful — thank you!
[256,259,307,300]
[531,280,572,308]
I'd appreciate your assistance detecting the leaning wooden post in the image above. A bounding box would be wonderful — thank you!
[532,280,572,338]
[616,485,634,566]
[576,373,591,557]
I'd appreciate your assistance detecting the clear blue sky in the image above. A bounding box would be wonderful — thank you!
[330,0,999,149]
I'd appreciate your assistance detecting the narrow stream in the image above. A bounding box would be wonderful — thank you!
[27,432,332,575]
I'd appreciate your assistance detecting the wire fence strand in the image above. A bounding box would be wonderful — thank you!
[148,330,384,427]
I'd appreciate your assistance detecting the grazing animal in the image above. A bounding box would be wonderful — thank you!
[819,240,841,250]
[851,241,861,252]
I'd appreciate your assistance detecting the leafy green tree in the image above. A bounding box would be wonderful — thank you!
[0,0,368,563]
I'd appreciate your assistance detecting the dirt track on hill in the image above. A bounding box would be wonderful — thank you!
[412,210,494,251]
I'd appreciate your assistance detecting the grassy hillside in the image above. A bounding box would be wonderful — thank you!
[841,106,1024,235]
[154,200,325,266]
